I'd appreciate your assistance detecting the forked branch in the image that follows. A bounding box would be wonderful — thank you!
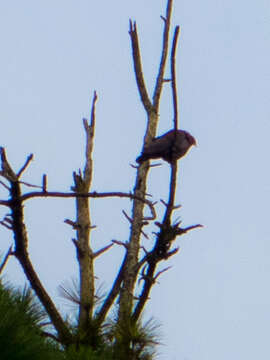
[132,18,201,322]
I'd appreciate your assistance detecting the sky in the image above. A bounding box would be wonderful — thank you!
[0,0,270,359]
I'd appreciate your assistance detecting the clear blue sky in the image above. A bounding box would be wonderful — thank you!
[0,1,270,359]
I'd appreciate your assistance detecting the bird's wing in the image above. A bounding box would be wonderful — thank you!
[142,131,174,156]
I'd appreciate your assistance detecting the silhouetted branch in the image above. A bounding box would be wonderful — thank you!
[162,161,178,225]
[9,178,73,345]
[93,243,114,258]
[153,0,173,109]
[72,91,97,328]
[0,180,10,191]
[154,266,172,281]
[0,199,11,206]
[42,174,47,192]
[170,26,180,130]
[96,253,127,325]
[19,191,156,220]
[83,90,97,184]
[0,147,17,181]
[175,223,203,235]
[132,220,201,322]
[17,153,34,178]
[64,218,96,230]
[111,240,128,249]
[129,21,153,113]
[132,261,156,321]
[160,27,181,224]
[0,245,13,274]
[122,210,149,239]
[19,181,42,188]
[0,217,13,230]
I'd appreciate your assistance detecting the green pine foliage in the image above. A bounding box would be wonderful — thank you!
[104,315,161,360]
[0,280,62,360]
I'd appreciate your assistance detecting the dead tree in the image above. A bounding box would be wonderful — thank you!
[0,0,201,356]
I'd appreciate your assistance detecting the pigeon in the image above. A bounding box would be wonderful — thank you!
[136,129,196,164]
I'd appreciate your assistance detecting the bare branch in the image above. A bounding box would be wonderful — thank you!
[0,245,13,274]
[0,147,17,181]
[160,199,181,210]
[64,219,96,230]
[132,219,201,322]
[17,154,34,178]
[93,243,114,258]
[140,245,149,255]
[122,210,149,239]
[136,257,149,273]
[20,191,156,221]
[122,210,133,224]
[9,179,73,344]
[165,247,179,258]
[42,174,47,192]
[0,200,11,207]
[162,161,178,225]
[132,262,155,321]
[175,223,203,235]
[153,0,173,109]
[112,240,128,249]
[64,219,80,229]
[153,266,172,282]
[96,253,127,325]
[19,181,42,189]
[139,274,155,286]
[72,93,97,329]
[159,26,181,225]
[0,180,10,191]
[141,230,149,239]
[90,91,98,128]
[129,20,153,112]
[82,91,97,185]
[0,220,13,230]
[72,238,80,251]
[170,26,180,130]
[0,200,12,207]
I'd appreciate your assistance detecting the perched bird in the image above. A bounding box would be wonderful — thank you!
[136,129,196,164]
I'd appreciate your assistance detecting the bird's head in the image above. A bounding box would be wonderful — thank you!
[184,131,197,147]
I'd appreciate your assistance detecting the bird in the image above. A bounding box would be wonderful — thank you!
[136,129,196,164]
